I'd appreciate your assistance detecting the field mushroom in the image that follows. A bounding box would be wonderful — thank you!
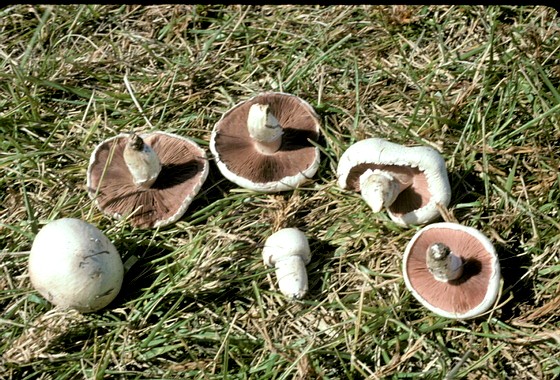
[87,131,209,229]
[210,92,321,192]
[402,222,501,319]
[28,218,124,313]
[262,228,312,300]
[337,137,451,226]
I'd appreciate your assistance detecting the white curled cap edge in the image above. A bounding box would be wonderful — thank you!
[336,138,451,226]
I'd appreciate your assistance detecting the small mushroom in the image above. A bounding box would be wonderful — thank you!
[402,222,501,319]
[87,131,209,229]
[28,218,124,313]
[210,92,321,192]
[337,137,451,226]
[262,228,311,299]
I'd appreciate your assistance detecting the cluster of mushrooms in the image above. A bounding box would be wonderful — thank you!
[28,92,501,319]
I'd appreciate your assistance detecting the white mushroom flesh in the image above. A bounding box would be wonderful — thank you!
[123,133,162,188]
[426,242,464,282]
[359,168,412,212]
[247,103,283,154]
[272,255,309,299]
[262,227,311,300]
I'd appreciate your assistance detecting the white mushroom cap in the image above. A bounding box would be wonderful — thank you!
[262,228,312,266]
[262,228,312,299]
[337,138,451,226]
[402,222,501,319]
[28,218,124,313]
[210,92,321,192]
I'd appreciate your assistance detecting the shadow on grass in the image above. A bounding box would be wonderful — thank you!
[447,167,486,220]
[307,237,339,299]
[108,238,175,310]
[494,236,535,320]
[184,156,238,213]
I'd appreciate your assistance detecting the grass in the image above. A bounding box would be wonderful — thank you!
[1,4,559,379]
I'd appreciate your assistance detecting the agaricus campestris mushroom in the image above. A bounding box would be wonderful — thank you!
[210,92,321,192]
[402,222,501,319]
[262,227,312,299]
[28,218,124,313]
[87,131,209,229]
[337,137,451,226]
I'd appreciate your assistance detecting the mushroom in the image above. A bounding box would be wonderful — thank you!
[210,92,321,192]
[87,131,209,229]
[337,137,451,226]
[402,222,501,319]
[28,218,124,313]
[262,228,312,299]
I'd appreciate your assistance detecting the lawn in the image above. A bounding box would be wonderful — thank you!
[1,5,559,379]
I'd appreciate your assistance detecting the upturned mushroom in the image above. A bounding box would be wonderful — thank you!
[87,131,209,229]
[262,228,312,300]
[402,222,501,319]
[28,218,124,313]
[337,137,451,226]
[210,92,321,192]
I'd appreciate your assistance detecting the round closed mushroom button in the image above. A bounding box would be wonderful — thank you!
[28,218,123,313]
[402,222,501,319]
[210,92,321,192]
[337,137,451,226]
[87,131,209,229]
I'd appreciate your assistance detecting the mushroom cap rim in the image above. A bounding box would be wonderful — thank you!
[209,92,321,192]
[402,222,501,319]
[86,131,209,228]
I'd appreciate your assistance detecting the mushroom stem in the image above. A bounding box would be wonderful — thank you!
[273,255,308,300]
[247,103,283,154]
[358,168,412,212]
[426,242,463,282]
[123,133,162,188]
